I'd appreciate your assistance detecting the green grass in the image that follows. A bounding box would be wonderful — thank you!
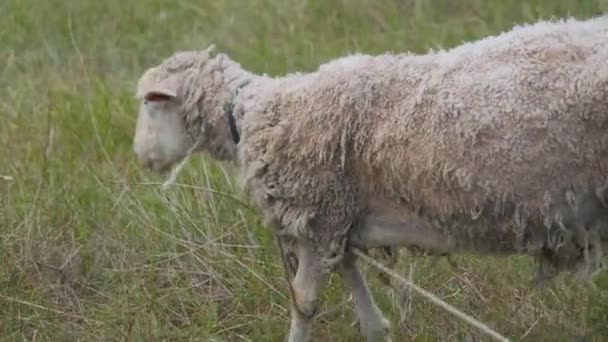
[1,0,608,340]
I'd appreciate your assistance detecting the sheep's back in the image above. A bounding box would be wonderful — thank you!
[364,17,608,252]
[238,16,608,267]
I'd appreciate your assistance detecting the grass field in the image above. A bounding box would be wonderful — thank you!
[2,0,608,341]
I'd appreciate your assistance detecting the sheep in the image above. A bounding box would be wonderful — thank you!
[132,15,608,342]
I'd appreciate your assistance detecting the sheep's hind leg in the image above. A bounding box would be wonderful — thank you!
[339,252,392,342]
[287,240,328,342]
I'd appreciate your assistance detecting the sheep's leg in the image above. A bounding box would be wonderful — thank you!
[376,247,397,287]
[287,241,327,342]
[339,252,391,342]
[288,306,312,342]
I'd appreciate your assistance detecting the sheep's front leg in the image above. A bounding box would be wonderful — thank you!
[339,252,391,342]
[287,240,327,342]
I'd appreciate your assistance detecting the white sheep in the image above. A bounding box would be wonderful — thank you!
[132,15,608,342]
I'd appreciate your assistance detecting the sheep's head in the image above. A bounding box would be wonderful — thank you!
[133,47,239,174]
[133,69,192,173]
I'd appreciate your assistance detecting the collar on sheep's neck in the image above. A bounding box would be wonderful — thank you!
[223,79,251,145]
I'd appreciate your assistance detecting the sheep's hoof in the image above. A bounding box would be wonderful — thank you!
[363,317,392,342]
[366,331,392,342]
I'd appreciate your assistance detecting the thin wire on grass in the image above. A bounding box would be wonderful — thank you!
[157,140,254,208]
[351,247,510,342]
[162,139,201,190]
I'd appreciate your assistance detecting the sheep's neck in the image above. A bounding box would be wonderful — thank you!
[186,56,257,154]
[223,79,251,144]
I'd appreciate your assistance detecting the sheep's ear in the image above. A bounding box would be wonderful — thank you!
[137,69,180,102]
[144,89,176,102]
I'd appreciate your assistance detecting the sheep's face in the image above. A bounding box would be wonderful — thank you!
[133,56,236,173]
[133,71,193,174]
[133,94,192,174]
